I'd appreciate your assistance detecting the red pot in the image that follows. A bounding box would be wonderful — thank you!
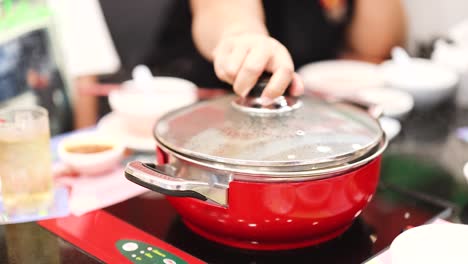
[125,78,387,250]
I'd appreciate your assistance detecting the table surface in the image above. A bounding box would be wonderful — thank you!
[1,97,468,264]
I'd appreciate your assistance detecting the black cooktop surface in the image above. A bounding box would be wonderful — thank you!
[104,182,450,264]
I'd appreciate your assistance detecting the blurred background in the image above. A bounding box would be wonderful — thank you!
[1,2,468,263]
[1,0,468,135]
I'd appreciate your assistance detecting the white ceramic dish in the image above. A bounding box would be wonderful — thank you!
[380,58,459,109]
[390,223,468,264]
[448,19,468,46]
[108,76,197,138]
[97,112,156,152]
[297,60,384,97]
[356,87,414,119]
[58,133,125,175]
[464,162,468,182]
[379,117,401,141]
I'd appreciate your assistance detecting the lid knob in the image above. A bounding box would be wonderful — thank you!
[247,72,291,98]
[233,72,300,115]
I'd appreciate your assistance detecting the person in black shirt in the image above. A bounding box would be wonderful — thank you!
[78,0,406,126]
[188,0,406,101]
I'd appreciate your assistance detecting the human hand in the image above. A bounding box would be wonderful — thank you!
[213,33,304,102]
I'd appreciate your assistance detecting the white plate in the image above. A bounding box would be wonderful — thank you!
[464,162,468,182]
[97,112,156,152]
[356,88,414,119]
[379,117,401,141]
[297,60,385,96]
[380,58,459,109]
[390,223,468,264]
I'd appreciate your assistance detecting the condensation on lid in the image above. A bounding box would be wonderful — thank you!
[154,95,383,169]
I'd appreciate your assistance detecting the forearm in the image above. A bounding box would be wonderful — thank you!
[190,0,268,61]
[345,0,406,62]
[73,76,98,129]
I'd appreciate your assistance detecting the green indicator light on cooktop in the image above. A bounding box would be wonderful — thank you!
[116,239,187,264]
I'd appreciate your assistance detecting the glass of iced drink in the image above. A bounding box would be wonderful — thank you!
[0,106,53,214]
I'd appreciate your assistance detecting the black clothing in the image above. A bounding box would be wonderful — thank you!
[99,0,354,89]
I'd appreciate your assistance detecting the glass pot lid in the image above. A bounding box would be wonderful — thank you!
[154,94,383,171]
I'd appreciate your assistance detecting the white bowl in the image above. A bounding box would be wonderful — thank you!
[58,133,125,175]
[379,117,401,141]
[390,223,468,264]
[297,60,385,97]
[355,87,414,119]
[108,76,197,137]
[380,58,459,109]
[464,162,468,182]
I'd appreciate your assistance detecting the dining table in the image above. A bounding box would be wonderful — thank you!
[0,91,467,264]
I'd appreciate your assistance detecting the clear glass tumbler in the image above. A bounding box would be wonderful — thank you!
[0,106,53,214]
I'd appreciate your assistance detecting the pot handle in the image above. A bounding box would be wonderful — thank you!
[125,161,208,201]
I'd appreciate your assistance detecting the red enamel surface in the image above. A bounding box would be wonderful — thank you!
[38,210,206,264]
[162,146,381,250]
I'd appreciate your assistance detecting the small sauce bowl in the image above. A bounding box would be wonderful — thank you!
[58,133,125,175]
